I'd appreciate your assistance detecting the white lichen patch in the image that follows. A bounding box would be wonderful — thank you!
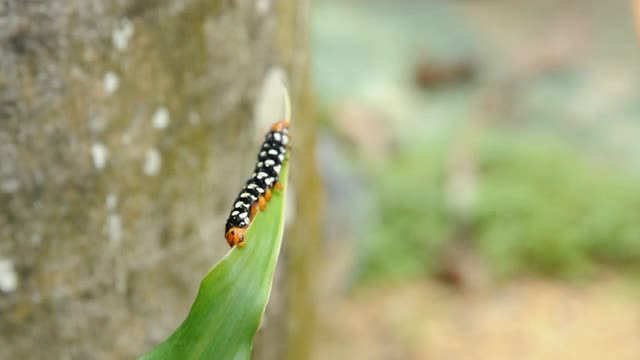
[253,67,290,141]
[152,107,170,130]
[1,178,20,193]
[103,71,120,95]
[31,233,42,247]
[112,18,134,51]
[91,143,109,170]
[106,214,122,245]
[88,116,107,133]
[143,148,162,176]
[0,259,18,293]
[31,291,42,303]
[256,0,271,15]
[121,132,132,145]
[188,111,200,125]
[284,185,295,228]
[106,193,118,210]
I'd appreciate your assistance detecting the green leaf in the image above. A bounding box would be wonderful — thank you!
[139,162,289,360]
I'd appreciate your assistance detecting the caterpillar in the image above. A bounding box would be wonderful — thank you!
[224,120,290,248]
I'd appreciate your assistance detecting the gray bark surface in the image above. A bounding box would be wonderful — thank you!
[0,1,317,359]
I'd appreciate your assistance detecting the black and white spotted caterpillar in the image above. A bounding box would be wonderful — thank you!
[224,120,290,247]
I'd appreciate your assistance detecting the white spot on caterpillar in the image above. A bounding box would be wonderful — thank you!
[112,18,134,51]
[235,202,246,208]
[273,165,281,173]
[91,143,109,170]
[239,212,248,219]
[260,151,267,157]
[232,210,239,216]
[257,172,268,179]
[257,162,264,167]
[143,148,162,176]
[152,107,170,130]
[103,71,120,95]
[240,192,251,198]
[282,134,289,145]
[278,154,284,161]
[247,184,257,189]
[0,259,18,293]
[265,159,275,167]
[268,149,278,155]
[274,132,282,141]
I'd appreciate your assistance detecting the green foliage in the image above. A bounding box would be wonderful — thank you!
[356,146,451,284]
[474,139,640,278]
[356,136,640,284]
[139,163,289,360]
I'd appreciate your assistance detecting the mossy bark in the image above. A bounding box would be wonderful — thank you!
[251,3,321,360]
[0,0,317,359]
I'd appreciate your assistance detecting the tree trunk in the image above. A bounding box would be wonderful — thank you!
[0,1,317,359]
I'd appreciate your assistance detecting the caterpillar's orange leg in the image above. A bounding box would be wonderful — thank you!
[264,188,272,201]
[258,196,267,211]
[250,203,259,220]
[235,229,246,247]
[225,227,246,248]
[274,182,284,191]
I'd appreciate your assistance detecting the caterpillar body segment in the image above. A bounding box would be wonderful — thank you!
[224,120,290,247]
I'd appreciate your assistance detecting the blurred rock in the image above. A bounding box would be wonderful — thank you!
[436,234,490,291]
[415,57,477,89]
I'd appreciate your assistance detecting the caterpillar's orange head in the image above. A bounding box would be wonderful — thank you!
[225,227,246,247]
[271,120,290,132]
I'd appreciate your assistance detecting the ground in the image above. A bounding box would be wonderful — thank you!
[314,276,640,360]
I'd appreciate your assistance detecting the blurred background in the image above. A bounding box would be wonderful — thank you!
[1,0,640,359]
[311,0,640,359]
